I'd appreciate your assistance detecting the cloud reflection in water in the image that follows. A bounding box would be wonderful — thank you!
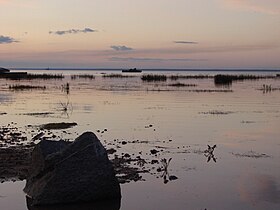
[238,174,280,206]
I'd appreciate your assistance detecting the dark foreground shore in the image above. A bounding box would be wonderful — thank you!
[0,124,161,184]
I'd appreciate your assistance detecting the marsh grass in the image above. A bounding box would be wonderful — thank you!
[8,85,46,91]
[168,83,197,87]
[58,98,73,118]
[61,83,70,94]
[71,74,95,80]
[102,74,136,78]
[146,88,232,93]
[141,74,167,82]
[169,75,212,80]
[1,73,64,80]
[214,74,275,85]
[159,158,178,184]
[27,73,63,79]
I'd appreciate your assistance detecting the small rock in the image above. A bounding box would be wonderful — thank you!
[151,160,159,164]
[107,148,117,154]
[150,149,159,155]
[123,153,130,158]
[169,175,178,181]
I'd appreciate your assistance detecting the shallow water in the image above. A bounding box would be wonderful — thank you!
[1,70,280,210]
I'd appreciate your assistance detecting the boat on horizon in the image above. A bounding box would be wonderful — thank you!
[122,68,142,73]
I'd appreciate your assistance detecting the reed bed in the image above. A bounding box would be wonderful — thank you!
[71,74,95,80]
[25,73,64,80]
[1,73,64,80]
[102,74,136,78]
[169,75,213,80]
[146,88,233,92]
[141,74,167,82]
[168,83,197,87]
[214,74,275,85]
[9,85,46,91]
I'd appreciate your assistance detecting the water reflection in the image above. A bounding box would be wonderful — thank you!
[61,83,70,95]
[1,70,280,210]
[57,96,73,118]
[26,197,121,210]
[238,174,280,205]
[0,93,12,104]
[204,145,217,163]
[160,158,178,184]
[262,84,273,94]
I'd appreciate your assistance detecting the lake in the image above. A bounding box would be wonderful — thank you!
[0,70,280,210]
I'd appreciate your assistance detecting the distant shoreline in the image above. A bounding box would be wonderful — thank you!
[10,68,280,72]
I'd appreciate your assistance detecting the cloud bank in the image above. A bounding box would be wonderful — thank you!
[110,45,133,51]
[222,0,280,15]
[49,28,97,35]
[174,41,198,44]
[110,57,205,62]
[0,35,18,44]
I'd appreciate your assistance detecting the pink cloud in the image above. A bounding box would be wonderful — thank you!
[222,0,280,15]
[0,0,35,8]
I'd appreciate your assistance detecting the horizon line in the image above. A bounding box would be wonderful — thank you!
[9,67,280,72]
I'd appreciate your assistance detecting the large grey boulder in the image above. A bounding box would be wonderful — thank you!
[24,132,121,206]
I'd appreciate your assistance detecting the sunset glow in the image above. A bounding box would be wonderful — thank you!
[1,0,280,69]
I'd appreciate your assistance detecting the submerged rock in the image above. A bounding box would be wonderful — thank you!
[24,132,121,206]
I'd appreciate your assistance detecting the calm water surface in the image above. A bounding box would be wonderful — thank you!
[0,70,280,210]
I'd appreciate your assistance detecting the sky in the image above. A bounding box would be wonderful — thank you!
[0,0,280,69]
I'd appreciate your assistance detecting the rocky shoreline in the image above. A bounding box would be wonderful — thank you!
[0,124,159,184]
